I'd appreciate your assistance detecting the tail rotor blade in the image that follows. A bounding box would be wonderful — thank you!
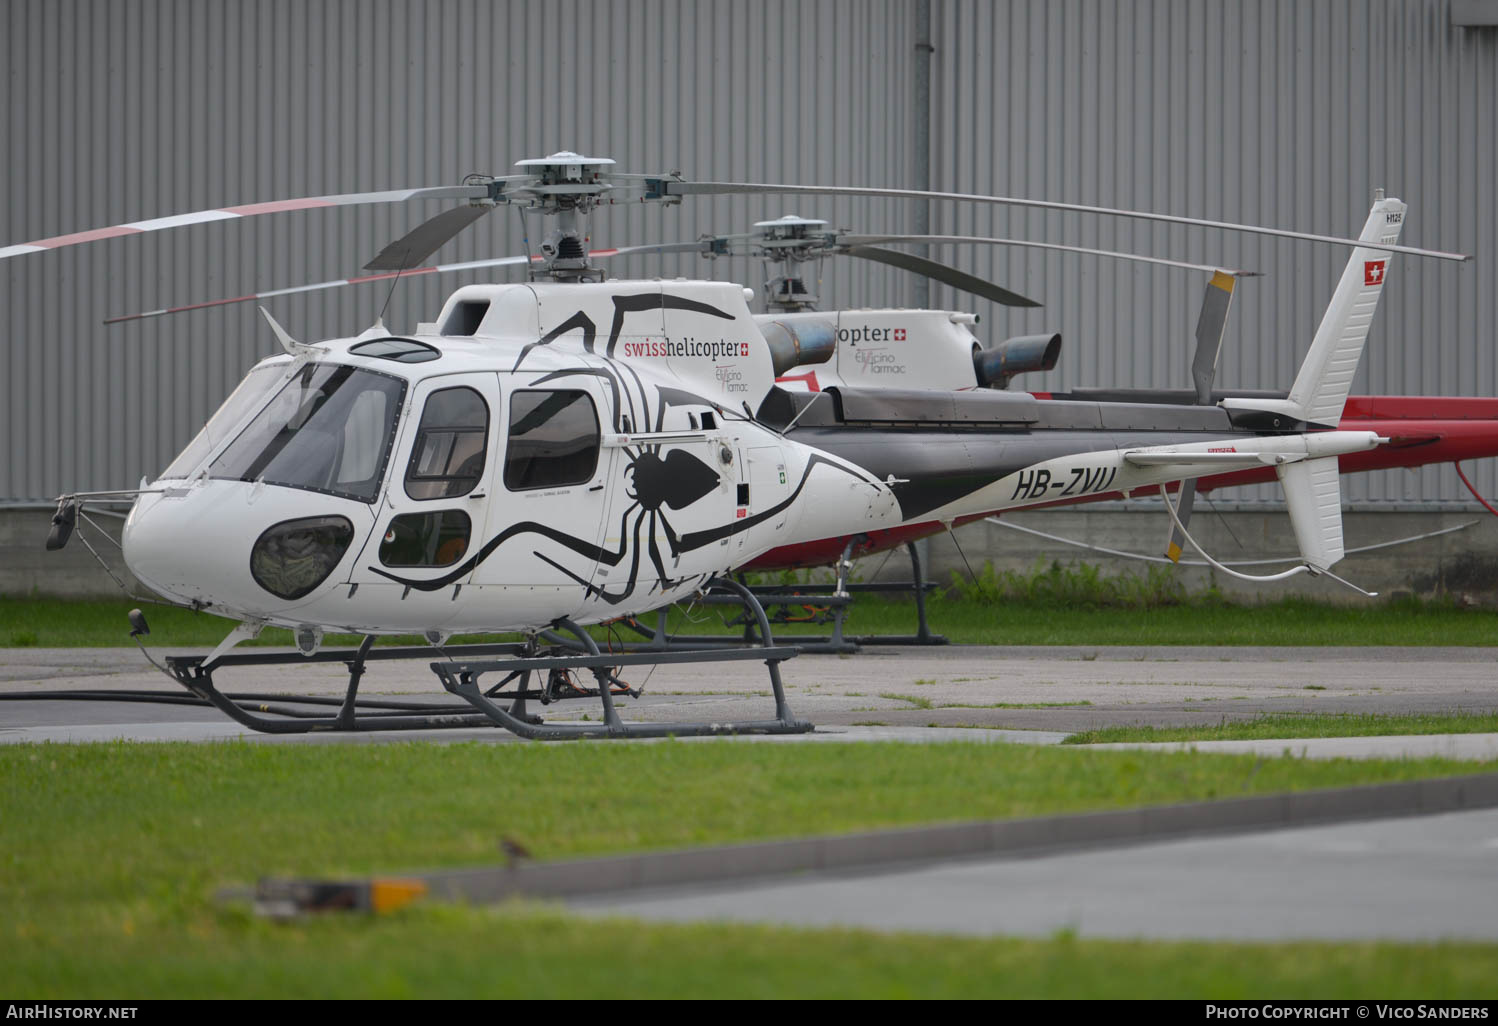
[1192,270,1238,405]
[1165,481,1198,563]
[842,245,1040,308]
[1170,272,1238,562]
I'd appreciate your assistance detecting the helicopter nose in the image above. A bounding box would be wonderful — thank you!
[122,491,222,605]
[123,484,370,612]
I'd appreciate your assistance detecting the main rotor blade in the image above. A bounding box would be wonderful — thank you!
[666,181,1471,262]
[842,245,1041,308]
[837,234,1258,277]
[2,185,492,262]
[103,254,530,325]
[102,242,707,325]
[365,205,495,270]
[600,240,715,258]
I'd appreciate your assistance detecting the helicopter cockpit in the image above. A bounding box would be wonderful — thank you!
[198,363,405,502]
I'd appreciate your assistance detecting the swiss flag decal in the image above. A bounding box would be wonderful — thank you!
[735,508,747,519]
[1364,260,1387,286]
[894,328,907,341]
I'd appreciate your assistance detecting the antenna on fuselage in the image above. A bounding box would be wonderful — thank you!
[258,307,322,359]
[372,247,412,332]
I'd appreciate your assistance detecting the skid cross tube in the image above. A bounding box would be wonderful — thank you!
[432,582,812,740]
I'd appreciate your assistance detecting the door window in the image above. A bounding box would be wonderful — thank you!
[503,390,600,491]
[378,510,472,567]
[404,387,490,500]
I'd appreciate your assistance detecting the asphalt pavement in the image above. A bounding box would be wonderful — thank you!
[579,807,1498,941]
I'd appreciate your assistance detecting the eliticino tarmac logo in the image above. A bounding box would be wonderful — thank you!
[714,364,750,393]
[854,347,906,375]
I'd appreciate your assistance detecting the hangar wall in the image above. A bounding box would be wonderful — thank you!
[2,0,1495,512]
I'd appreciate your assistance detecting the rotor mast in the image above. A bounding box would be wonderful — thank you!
[512,153,617,283]
[748,215,834,312]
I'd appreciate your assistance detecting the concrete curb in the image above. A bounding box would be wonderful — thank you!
[398,772,1498,904]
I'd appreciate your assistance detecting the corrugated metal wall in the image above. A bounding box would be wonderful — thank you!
[930,0,1498,505]
[3,0,1495,506]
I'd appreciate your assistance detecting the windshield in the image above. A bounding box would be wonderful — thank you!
[160,365,285,479]
[209,363,406,502]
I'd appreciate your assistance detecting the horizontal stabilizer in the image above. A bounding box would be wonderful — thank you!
[1125,450,1305,469]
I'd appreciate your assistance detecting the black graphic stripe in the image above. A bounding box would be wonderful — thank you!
[369,455,879,592]
[370,502,639,592]
[528,366,625,432]
[512,310,596,372]
[600,293,736,359]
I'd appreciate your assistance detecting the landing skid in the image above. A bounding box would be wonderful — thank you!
[162,577,812,740]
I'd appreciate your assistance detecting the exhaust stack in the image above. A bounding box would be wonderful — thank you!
[973,332,1062,389]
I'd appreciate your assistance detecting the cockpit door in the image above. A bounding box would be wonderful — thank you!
[345,372,502,629]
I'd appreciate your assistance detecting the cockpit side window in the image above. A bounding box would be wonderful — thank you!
[208,364,406,503]
[404,386,490,500]
[503,390,600,491]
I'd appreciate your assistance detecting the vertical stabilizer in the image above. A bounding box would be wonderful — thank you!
[1287,195,1405,425]
[1222,194,1405,426]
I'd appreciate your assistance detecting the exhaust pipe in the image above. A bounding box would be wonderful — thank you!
[761,319,837,377]
[973,332,1062,389]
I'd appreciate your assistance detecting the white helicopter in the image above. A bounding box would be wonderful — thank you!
[18,152,1467,739]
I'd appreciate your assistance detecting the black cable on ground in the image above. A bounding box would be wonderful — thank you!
[0,689,479,715]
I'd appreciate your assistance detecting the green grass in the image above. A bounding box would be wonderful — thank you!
[4,741,1498,997]
[879,691,934,709]
[1064,711,1498,745]
[7,592,1498,648]
[9,902,1498,999]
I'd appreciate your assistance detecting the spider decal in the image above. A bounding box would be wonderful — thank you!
[624,448,721,512]
[538,441,727,602]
